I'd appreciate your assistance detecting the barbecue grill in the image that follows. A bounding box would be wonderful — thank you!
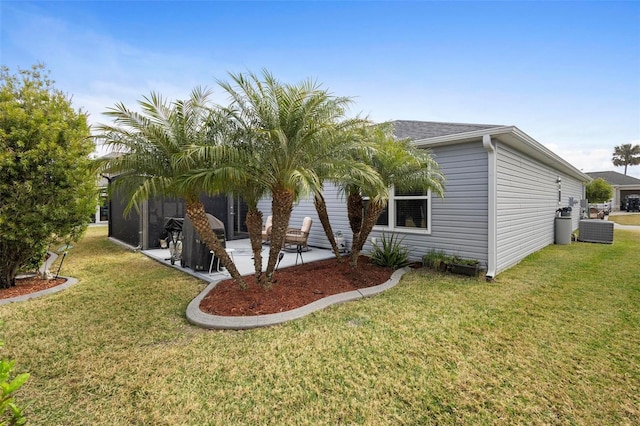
[182,213,226,271]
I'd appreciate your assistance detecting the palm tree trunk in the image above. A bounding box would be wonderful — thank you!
[347,192,363,255]
[349,199,386,267]
[264,187,294,285]
[245,207,265,285]
[314,192,342,262]
[185,200,246,289]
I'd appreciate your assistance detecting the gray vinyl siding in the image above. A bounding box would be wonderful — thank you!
[366,141,489,266]
[495,143,584,273]
[257,185,351,249]
[259,137,584,276]
[261,142,489,266]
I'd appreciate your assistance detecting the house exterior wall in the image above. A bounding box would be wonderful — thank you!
[364,141,489,265]
[260,141,490,267]
[495,142,584,273]
[258,137,585,277]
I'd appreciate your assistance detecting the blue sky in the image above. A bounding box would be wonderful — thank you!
[2,0,640,178]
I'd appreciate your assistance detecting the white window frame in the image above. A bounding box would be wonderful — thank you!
[368,187,432,235]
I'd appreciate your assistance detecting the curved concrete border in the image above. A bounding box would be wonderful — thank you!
[186,267,410,330]
[0,277,79,306]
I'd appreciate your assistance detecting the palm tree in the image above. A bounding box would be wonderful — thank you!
[344,123,446,267]
[97,88,247,288]
[612,143,640,175]
[312,126,385,262]
[177,110,270,284]
[217,70,360,285]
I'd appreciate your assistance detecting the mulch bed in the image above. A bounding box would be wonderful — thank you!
[199,256,395,316]
[0,276,67,300]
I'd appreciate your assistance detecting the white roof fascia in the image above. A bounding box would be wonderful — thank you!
[412,126,591,183]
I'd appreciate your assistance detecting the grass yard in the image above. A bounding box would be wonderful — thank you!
[608,213,640,226]
[1,226,638,425]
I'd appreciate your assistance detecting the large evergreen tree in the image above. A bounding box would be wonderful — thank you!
[0,64,97,288]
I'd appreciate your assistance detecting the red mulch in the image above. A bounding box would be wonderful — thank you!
[199,256,395,316]
[1,258,402,316]
[0,276,67,300]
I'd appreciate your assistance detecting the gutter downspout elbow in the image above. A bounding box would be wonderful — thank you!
[483,134,497,281]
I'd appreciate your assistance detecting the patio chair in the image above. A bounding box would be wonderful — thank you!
[284,217,313,252]
[261,215,273,243]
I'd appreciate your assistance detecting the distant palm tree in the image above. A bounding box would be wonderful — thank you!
[218,70,364,285]
[97,88,246,288]
[612,143,640,175]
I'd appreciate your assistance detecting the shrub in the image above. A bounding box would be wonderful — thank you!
[0,64,96,289]
[369,233,411,269]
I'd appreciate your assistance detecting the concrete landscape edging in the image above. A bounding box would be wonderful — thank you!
[0,277,79,306]
[186,267,410,330]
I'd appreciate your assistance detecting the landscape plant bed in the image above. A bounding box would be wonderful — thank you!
[422,250,481,276]
[0,276,67,300]
[199,256,394,316]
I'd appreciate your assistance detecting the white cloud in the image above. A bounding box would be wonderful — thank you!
[544,141,640,179]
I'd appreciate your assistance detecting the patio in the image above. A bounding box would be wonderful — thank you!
[142,239,337,282]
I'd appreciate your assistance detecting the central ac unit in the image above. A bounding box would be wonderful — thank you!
[578,220,614,244]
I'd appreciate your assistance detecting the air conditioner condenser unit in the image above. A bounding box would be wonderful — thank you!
[578,220,614,244]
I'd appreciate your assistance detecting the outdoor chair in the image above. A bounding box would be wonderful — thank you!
[284,217,313,252]
[261,215,273,243]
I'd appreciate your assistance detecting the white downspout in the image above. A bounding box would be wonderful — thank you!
[483,134,497,280]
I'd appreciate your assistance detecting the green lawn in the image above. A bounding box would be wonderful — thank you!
[608,213,640,226]
[1,226,638,425]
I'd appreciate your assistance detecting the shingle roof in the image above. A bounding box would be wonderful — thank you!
[389,120,502,140]
[586,171,640,186]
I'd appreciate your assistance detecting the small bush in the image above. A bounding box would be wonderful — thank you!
[369,233,411,269]
[422,249,449,271]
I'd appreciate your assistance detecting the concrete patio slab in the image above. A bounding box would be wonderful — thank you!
[142,239,337,283]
